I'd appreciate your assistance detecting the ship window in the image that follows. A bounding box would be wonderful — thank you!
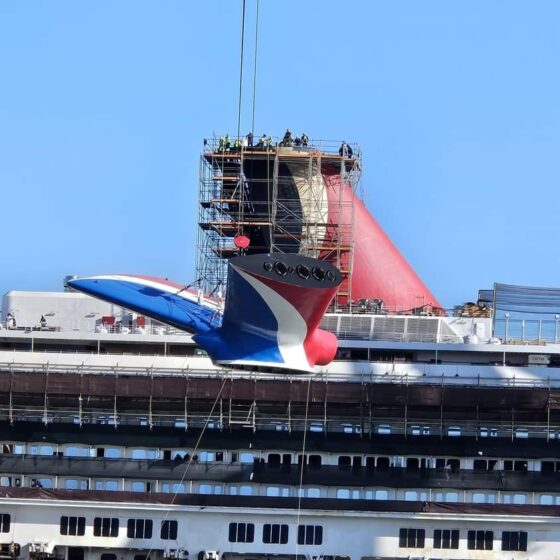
[338,456,351,467]
[161,483,185,494]
[514,460,528,472]
[127,519,153,539]
[266,486,290,497]
[406,458,419,470]
[65,479,88,490]
[513,493,526,504]
[446,459,460,470]
[472,492,495,504]
[239,453,254,464]
[65,446,88,458]
[467,530,493,550]
[308,454,322,468]
[95,480,119,491]
[100,555,116,560]
[268,453,281,466]
[297,524,323,545]
[376,457,390,469]
[540,494,554,505]
[263,524,289,544]
[60,516,86,536]
[502,531,528,551]
[104,448,121,459]
[398,528,425,548]
[0,515,10,533]
[309,422,323,432]
[375,490,389,500]
[131,449,147,459]
[445,491,459,502]
[200,451,215,462]
[228,522,254,543]
[306,488,321,498]
[434,529,459,549]
[541,461,555,473]
[336,488,360,499]
[32,478,52,489]
[199,484,212,494]
[161,520,178,540]
[93,517,119,537]
[131,481,146,492]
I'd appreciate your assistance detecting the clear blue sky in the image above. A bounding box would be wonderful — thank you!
[1,1,559,307]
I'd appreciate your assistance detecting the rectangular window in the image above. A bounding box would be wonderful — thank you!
[228,523,255,543]
[0,514,9,533]
[398,528,425,548]
[467,530,493,550]
[127,519,153,539]
[502,531,528,551]
[93,517,119,538]
[60,516,85,536]
[297,525,323,545]
[161,520,178,540]
[433,529,459,549]
[263,524,289,544]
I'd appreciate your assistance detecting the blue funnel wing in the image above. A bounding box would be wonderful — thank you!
[68,275,221,334]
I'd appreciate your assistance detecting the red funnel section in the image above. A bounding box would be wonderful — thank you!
[323,171,441,311]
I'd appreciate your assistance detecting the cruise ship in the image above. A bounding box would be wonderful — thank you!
[1,136,560,560]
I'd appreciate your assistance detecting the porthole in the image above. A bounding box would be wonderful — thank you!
[263,262,273,272]
[326,270,336,282]
[312,267,325,281]
[296,265,310,279]
[274,261,288,276]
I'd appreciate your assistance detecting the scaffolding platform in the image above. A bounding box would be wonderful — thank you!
[196,135,362,309]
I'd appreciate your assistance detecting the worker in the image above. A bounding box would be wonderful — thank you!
[281,129,293,147]
[246,132,253,147]
[338,141,346,157]
[218,136,225,153]
[40,315,47,328]
[257,134,266,148]
[294,136,302,147]
[266,136,273,149]
[301,132,309,147]
[224,134,231,152]
[233,138,241,151]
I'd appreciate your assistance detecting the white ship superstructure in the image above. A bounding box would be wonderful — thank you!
[2,286,560,560]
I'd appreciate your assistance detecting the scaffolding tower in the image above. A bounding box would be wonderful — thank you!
[196,136,362,309]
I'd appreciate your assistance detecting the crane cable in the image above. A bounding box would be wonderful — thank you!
[295,374,314,559]
[236,0,247,139]
[251,0,260,135]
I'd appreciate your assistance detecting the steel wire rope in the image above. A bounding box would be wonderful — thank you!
[251,0,260,135]
[143,376,228,560]
[295,374,314,559]
[237,0,247,139]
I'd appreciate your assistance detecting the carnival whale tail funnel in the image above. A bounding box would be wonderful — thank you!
[194,253,342,372]
[68,254,342,373]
